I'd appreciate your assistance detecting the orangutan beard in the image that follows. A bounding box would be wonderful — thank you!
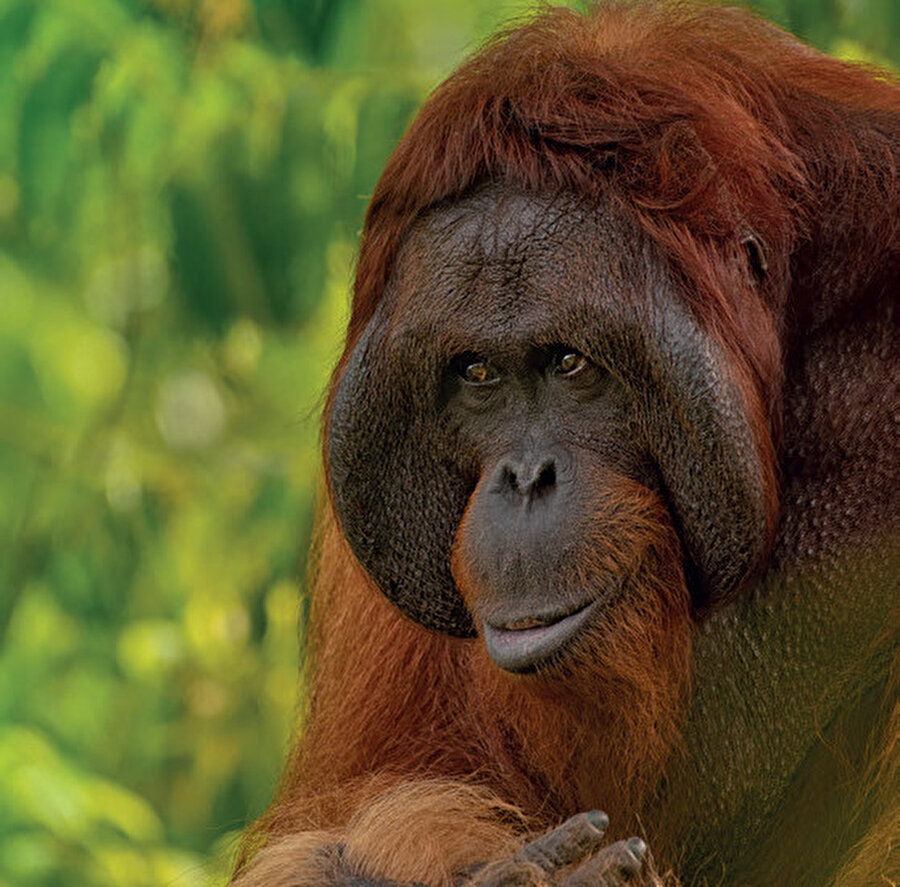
[453,478,694,832]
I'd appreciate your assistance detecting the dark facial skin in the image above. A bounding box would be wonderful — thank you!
[431,199,661,671]
[329,186,770,671]
[451,363,649,674]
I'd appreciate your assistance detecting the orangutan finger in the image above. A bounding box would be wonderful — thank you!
[515,811,610,873]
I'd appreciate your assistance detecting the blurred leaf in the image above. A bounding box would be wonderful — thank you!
[0,726,162,841]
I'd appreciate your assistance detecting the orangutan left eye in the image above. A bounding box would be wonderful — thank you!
[556,350,588,377]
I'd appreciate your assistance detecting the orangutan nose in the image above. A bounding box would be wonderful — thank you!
[499,456,557,503]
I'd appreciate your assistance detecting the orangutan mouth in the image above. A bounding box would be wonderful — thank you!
[481,599,599,673]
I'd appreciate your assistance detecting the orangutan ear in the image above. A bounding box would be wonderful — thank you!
[740,229,769,284]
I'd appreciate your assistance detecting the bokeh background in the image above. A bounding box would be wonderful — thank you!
[0,1,895,885]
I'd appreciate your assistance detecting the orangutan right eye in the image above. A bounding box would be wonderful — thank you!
[457,355,500,386]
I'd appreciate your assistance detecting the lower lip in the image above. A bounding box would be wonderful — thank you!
[481,600,598,673]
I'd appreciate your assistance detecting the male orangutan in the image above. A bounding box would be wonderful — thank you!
[233,3,899,886]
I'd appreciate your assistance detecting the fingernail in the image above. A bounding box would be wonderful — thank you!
[627,837,647,860]
[587,810,609,831]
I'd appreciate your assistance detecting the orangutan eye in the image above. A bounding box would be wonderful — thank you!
[460,357,500,386]
[555,349,587,377]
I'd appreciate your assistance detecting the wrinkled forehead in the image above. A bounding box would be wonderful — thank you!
[381,185,664,350]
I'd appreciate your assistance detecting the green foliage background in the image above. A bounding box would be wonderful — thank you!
[0,1,894,885]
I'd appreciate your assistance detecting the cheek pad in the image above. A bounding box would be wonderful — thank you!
[594,289,771,604]
[328,313,476,637]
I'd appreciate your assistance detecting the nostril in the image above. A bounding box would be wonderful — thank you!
[533,460,556,496]
[501,465,518,494]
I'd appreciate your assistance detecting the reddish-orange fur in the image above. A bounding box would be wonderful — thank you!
[233,4,898,885]
[236,500,687,885]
